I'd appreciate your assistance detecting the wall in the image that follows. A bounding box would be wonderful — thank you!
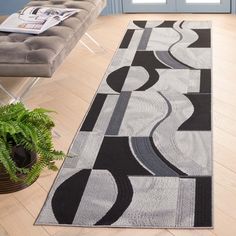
[104,0,235,14]
[0,0,29,15]
[101,0,123,15]
[232,0,236,13]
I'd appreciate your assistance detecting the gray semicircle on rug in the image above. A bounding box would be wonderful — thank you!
[72,170,119,225]
[51,169,91,224]
[120,66,159,92]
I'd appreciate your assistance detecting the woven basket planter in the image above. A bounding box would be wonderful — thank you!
[0,146,37,194]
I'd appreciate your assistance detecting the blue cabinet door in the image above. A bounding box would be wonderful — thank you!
[0,0,29,15]
[177,0,230,13]
[123,0,231,13]
[123,0,176,13]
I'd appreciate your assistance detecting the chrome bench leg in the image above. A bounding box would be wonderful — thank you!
[80,33,105,54]
[85,33,103,48]
[16,77,41,103]
[0,83,17,102]
[0,77,40,104]
[79,40,96,54]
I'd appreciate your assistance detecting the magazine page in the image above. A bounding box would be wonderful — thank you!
[0,6,79,34]
[0,13,44,34]
[20,6,78,22]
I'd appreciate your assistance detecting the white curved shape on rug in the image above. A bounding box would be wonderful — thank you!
[170,21,211,69]
[146,28,179,51]
[152,91,211,175]
[118,91,168,136]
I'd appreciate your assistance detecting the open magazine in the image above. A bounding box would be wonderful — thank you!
[0,6,79,35]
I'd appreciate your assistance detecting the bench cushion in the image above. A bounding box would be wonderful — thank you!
[0,0,106,77]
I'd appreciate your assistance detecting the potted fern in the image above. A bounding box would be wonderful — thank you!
[0,103,64,194]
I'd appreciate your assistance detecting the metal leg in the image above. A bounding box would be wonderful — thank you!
[85,33,103,48]
[79,40,96,54]
[0,83,17,101]
[0,77,41,104]
[15,77,41,103]
[80,33,105,54]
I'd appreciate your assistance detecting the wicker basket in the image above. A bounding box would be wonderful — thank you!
[0,146,37,194]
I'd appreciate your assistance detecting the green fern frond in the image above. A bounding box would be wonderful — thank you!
[0,103,65,184]
[0,138,19,181]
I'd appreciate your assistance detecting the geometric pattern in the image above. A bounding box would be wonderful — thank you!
[36,21,212,228]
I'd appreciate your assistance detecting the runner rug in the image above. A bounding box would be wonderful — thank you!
[36,20,212,228]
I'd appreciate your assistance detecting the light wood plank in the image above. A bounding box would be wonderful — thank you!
[0,195,49,236]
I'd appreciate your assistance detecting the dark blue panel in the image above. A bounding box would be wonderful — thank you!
[0,0,29,15]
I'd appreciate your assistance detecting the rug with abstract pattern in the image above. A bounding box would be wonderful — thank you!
[36,20,212,228]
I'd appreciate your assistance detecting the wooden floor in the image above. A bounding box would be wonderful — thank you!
[0,13,236,236]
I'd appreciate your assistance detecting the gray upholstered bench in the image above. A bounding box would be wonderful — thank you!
[0,0,106,103]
